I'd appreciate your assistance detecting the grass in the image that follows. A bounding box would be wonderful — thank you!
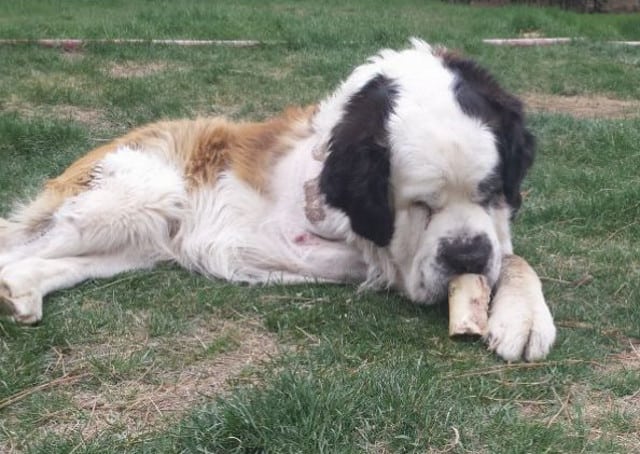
[0,0,639,452]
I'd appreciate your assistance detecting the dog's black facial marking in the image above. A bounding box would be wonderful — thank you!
[441,53,535,215]
[320,74,399,247]
[477,171,504,208]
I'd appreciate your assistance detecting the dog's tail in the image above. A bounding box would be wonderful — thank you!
[0,190,62,250]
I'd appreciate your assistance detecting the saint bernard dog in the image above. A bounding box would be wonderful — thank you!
[0,39,556,361]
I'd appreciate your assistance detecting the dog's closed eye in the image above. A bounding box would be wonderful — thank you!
[411,201,433,227]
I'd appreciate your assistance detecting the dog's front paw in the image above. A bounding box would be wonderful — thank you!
[522,299,556,361]
[484,255,556,362]
[485,303,532,362]
[484,299,556,362]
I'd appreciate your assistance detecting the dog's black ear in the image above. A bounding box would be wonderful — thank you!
[319,75,398,247]
[441,53,536,213]
[497,116,535,211]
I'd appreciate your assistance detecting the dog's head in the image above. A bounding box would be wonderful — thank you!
[318,39,535,303]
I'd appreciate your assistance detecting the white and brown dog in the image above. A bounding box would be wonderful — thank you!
[0,39,555,361]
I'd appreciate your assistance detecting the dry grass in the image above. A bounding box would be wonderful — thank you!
[107,61,170,79]
[574,385,640,450]
[363,441,393,454]
[602,338,640,372]
[3,96,105,128]
[523,93,640,119]
[510,342,640,451]
[62,324,277,439]
[1,317,281,451]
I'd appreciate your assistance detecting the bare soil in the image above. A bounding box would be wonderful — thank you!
[107,61,169,78]
[3,97,105,128]
[515,341,640,451]
[37,317,281,444]
[523,93,640,119]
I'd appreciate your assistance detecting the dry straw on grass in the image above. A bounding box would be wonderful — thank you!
[523,93,640,119]
[0,317,281,451]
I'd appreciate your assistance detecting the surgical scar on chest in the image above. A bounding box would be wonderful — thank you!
[304,177,326,223]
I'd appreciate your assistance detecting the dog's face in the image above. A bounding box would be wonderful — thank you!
[318,40,535,304]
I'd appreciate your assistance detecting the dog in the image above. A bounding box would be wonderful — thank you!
[0,39,555,361]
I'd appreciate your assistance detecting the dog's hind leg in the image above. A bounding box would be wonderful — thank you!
[0,188,71,269]
[0,148,188,323]
[0,218,15,253]
[0,254,154,324]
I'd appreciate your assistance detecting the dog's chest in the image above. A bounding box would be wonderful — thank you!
[269,139,351,244]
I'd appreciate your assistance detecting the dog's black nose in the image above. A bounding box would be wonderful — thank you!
[438,234,492,275]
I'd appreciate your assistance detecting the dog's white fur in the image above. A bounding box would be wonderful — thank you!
[0,39,555,361]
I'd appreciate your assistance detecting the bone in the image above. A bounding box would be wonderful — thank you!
[448,274,490,337]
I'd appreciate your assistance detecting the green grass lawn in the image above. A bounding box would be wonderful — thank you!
[0,0,639,452]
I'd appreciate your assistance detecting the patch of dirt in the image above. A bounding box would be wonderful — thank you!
[60,50,86,62]
[600,339,640,373]
[3,97,106,128]
[516,400,551,419]
[107,61,169,79]
[37,317,280,443]
[514,344,640,451]
[363,441,393,454]
[575,385,640,450]
[51,105,103,126]
[523,93,640,119]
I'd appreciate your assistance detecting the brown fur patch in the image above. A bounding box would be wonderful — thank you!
[21,105,316,232]
[186,120,235,186]
[54,105,316,194]
[46,143,118,197]
[184,105,317,191]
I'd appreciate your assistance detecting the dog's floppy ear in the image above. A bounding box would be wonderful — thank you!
[441,53,536,213]
[497,115,535,211]
[319,74,398,247]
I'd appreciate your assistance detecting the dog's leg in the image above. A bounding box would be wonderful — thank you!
[0,203,167,271]
[484,255,556,362]
[217,241,366,286]
[0,187,71,257]
[292,238,367,282]
[0,218,20,270]
[0,150,186,323]
[0,223,75,270]
[0,218,13,250]
[0,218,45,269]
[0,254,153,324]
[0,215,35,254]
